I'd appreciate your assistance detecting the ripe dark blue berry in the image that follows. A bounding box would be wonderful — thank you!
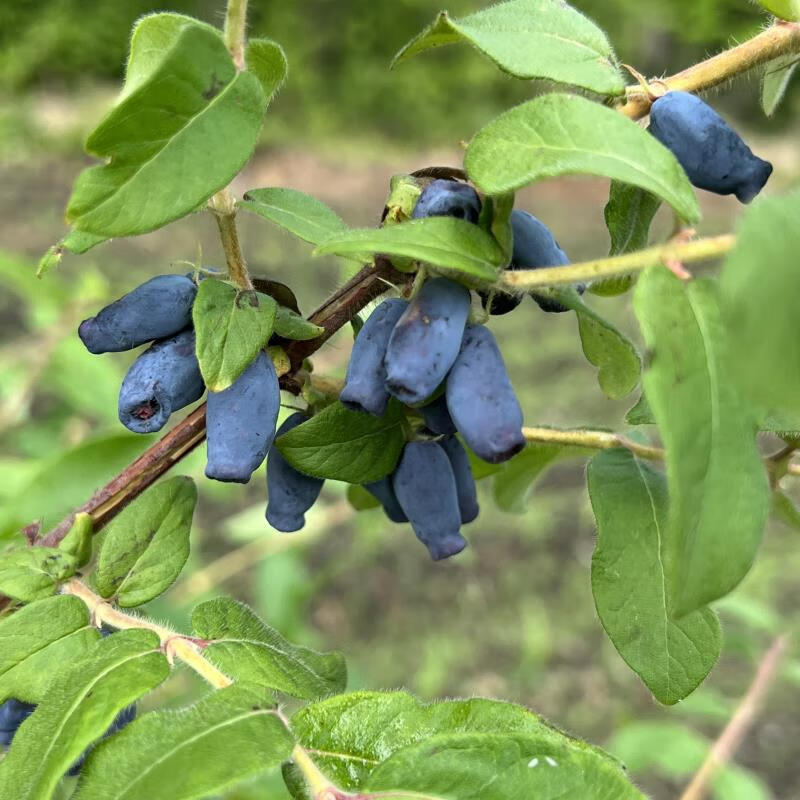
[649,91,772,203]
[419,393,457,435]
[363,476,408,523]
[439,435,479,524]
[509,209,583,313]
[479,288,523,316]
[446,324,525,464]
[78,275,197,354]
[0,699,34,747]
[412,179,482,224]
[392,441,467,561]
[385,278,471,406]
[340,298,408,417]
[205,351,280,484]
[118,328,205,434]
[266,413,325,532]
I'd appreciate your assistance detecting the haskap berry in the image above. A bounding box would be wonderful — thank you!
[340,297,408,417]
[118,328,205,434]
[363,476,408,523]
[205,351,280,483]
[78,274,197,354]
[411,179,482,224]
[266,413,325,532]
[446,324,525,464]
[384,277,471,406]
[439,435,479,524]
[419,393,457,436]
[392,440,467,561]
[648,90,772,203]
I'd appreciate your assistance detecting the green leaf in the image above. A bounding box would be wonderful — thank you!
[557,290,641,398]
[273,306,325,341]
[592,181,661,296]
[94,477,196,607]
[483,191,515,263]
[58,512,93,567]
[756,0,800,21]
[286,691,622,793]
[0,629,169,800]
[0,595,99,703]
[0,547,79,603]
[720,190,800,420]
[362,732,645,800]
[246,39,288,100]
[634,269,770,617]
[122,13,220,101]
[239,188,348,247]
[192,598,345,699]
[315,217,506,285]
[66,24,266,237]
[193,279,277,392]
[72,685,294,800]
[761,54,800,116]
[37,230,107,277]
[493,443,583,513]
[465,93,700,223]
[275,400,406,483]
[391,0,625,96]
[589,449,721,704]
[346,483,381,512]
[773,491,800,532]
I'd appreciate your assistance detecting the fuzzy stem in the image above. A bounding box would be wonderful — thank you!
[210,191,253,291]
[522,427,664,461]
[498,235,735,292]
[224,0,248,72]
[620,22,800,119]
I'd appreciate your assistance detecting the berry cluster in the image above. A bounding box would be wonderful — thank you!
[0,629,136,776]
[79,274,281,486]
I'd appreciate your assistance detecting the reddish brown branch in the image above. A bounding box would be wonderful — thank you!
[35,256,406,549]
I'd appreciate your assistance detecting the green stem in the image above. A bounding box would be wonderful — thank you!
[498,235,735,292]
[224,0,249,71]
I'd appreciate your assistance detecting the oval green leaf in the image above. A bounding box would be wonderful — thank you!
[589,448,721,705]
[465,93,700,223]
[392,0,625,96]
[315,217,505,284]
[756,0,800,21]
[66,24,266,238]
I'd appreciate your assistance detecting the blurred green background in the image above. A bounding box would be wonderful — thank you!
[2,1,800,798]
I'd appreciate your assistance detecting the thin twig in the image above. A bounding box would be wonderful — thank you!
[679,635,788,800]
[223,0,248,72]
[620,23,800,119]
[522,427,664,461]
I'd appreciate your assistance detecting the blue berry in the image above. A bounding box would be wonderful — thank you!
[412,179,482,224]
[340,298,408,417]
[649,91,772,203]
[0,699,34,747]
[419,393,457,435]
[363,476,408,523]
[266,413,325,532]
[205,351,280,484]
[79,275,197,354]
[392,441,467,561]
[118,328,205,434]
[439,435,479,524]
[384,278,471,406]
[446,324,525,464]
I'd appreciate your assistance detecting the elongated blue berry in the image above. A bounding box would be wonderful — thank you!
[205,351,280,483]
[419,393,457,435]
[118,328,205,434]
[446,324,524,464]
[412,179,482,224]
[340,298,408,416]
[364,476,408,523]
[392,441,467,561]
[267,413,325,532]
[385,278,471,405]
[439,435,479,524]
[649,91,772,203]
[79,275,197,354]
[0,699,34,748]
